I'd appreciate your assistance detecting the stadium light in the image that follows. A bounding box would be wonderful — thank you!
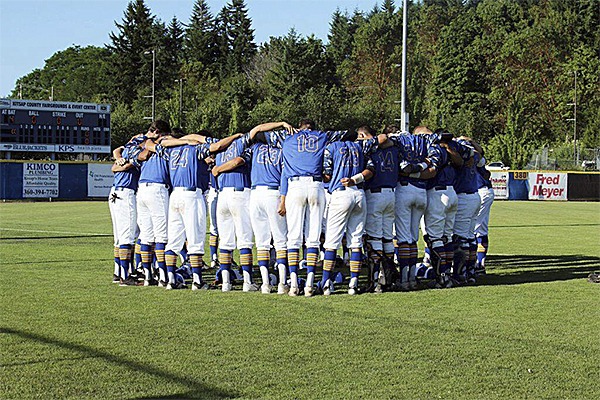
[143,50,156,121]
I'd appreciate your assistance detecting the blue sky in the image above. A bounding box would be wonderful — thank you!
[0,0,379,98]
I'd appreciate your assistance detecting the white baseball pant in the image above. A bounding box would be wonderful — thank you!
[424,186,458,241]
[109,187,138,246]
[250,186,287,251]
[217,187,253,250]
[365,188,395,251]
[165,188,206,254]
[475,187,494,237]
[395,183,427,243]
[136,183,169,244]
[286,177,326,249]
[323,187,367,250]
[205,187,219,237]
[454,192,482,239]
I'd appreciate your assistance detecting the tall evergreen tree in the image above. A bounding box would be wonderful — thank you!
[185,0,218,71]
[223,0,257,74]
[107,0,157,104]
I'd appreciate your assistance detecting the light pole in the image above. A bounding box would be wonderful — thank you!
[143,50,156,121]
[400,0,409,133]
[566,71,577,167]
[175,78,185,128]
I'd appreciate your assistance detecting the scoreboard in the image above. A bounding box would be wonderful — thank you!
[0,98,111,154]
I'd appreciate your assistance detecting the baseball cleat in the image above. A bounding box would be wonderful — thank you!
[347,286,358,295]
[166,281,187,290]
[221,283,232,292]
[260,284,272,294]
[192,282,210,291]
[242,282,259,292]
[277,283,289,295]
[304,286,314,297]
[288,286,299,297]
[112,274,120,283]
[143,278,158,286]
[158,280,168,288]
[119,277,139,286]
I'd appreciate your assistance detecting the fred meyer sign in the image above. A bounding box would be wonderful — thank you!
[528,173,567,201]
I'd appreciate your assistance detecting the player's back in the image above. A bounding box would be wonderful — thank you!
[166,144,202,189]
[324,141,364,193]
[282,129,347,179]
[250,142,282,187]
[366,145,399,190]
[215,135,251,190]
[113,146,140,189]
[139,151,169,185]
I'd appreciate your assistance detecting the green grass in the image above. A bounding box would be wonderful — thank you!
[1,200,599,399]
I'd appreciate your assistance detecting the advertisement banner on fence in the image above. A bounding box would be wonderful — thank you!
[528,172,568,201]
[22,162,59,198]
[87,163,113,197]
[490,171,509,199]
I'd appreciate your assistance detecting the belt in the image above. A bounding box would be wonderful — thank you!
[434,186,448,191]
[458,190,477,195]
[172,187,196,192]
[139,182,168,188]
[334,184,363,191]
[113,186,134,192]
[399,181,409,186]
[251,185,279,190]
[220,187,247,192]
[289,176,322,182]
[366,187,394,193]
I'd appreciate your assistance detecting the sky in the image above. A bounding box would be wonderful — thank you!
[0,0,380,98]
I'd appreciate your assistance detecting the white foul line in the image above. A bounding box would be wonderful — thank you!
[0,227,109,236]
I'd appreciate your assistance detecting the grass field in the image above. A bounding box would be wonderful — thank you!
[1,200,599,399]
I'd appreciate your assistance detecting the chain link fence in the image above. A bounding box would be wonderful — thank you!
[525,147,599,171]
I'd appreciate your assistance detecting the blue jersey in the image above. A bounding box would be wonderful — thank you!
[139,151,170,186]
[476,165,492,189]
[248,142,283,188]
[389,133,431,189]
[113,146,140,190]
[323,140,376,193]
[365,145,399,190]
[426,144,456,189]
[156,143,212,190]
[264,129,348,180]
[454,149,481,194]
[215,134,252,190]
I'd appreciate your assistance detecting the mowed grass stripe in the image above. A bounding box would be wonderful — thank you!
[0,201,599,399]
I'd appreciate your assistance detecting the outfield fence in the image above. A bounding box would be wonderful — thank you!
[1,160,599,201]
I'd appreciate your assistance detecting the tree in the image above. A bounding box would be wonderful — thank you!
[185,0,218,72]
[107,0,158,104]
[216,0,257,76]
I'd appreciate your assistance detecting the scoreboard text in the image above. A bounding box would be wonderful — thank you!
[0,98,111,153]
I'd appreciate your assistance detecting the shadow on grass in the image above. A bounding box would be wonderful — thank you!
[0,327,238,399]
[480,254,600,286]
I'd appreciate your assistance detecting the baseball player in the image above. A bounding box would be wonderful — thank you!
[211,132,256,292]
[319,129,377,295]
[362,126,400,292]
[474,144,494,275]
[109,136,143,286]
[259,119,351,297]
[148,131,241,290]
[135,120,172,287]
[416,130,470,288]
[383,129,437,290]
[248,122,295,294]
[453,137,483,283]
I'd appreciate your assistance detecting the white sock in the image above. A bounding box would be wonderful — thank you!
[114,263,120,276]
[306,271,314,287]
[222,269,230,285]
[349,277,358,289]
[243,270,252,285]
[290,271,298,288]
[277,263,287,285]
[401,266,409,283]
[193,272,201,285]
[167,271,176,284]
[259,266,269,286]
[409,265,416,282]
